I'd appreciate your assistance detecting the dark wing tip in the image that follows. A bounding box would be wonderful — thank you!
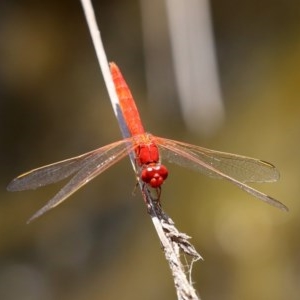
[26,208,47,224]
[280,203,289,212]
[268,196,289,212]
[7,179,20,192]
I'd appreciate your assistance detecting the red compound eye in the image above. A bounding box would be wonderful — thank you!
[141,165,168,188]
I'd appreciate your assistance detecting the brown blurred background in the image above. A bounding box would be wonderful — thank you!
[1,0,300,299]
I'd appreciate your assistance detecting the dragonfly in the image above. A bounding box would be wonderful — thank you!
[7,62,288,223]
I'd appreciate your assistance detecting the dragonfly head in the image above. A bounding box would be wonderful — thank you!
[141,164,168,188]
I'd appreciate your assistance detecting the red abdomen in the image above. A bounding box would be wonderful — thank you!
[110,62,145,136]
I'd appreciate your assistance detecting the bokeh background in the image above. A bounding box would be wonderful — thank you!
[1,0,300,299]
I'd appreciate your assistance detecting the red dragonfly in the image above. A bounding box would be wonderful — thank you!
[8,62,288,222]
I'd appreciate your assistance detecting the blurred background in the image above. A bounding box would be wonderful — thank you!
[1,0,300,299]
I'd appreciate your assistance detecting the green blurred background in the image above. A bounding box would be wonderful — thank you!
[1,0,300,299]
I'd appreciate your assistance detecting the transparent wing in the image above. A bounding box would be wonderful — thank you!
[156,137,279,183]
[155,137,287,211]
[8,150,109,191]
[8,139,136,222]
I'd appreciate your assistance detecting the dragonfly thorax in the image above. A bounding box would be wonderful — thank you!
[141,164,168,188]
[136,143,160,165]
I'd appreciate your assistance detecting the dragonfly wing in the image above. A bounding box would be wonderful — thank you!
[156,137,287,211]
[156,137,279,183]
[7,140,133,191]
[26,140,136,223]
[8,150,106,191]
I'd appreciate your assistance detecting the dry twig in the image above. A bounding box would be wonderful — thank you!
[80,1,202,298]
